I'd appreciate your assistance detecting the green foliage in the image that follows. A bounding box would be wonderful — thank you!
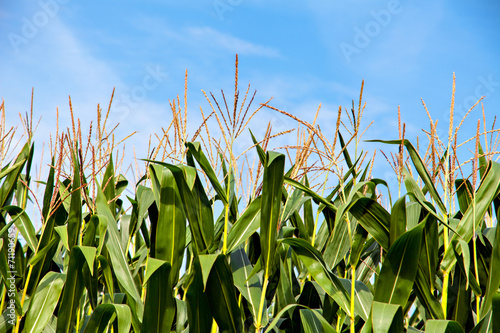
[1,79,499,333]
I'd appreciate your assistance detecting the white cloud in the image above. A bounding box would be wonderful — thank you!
[185,27,281,58]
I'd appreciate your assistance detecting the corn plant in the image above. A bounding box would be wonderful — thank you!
[0,62,500,333]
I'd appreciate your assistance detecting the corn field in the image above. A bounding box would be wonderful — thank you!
[1,59,500,332]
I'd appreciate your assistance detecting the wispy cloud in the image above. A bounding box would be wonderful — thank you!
[185,27,281,57]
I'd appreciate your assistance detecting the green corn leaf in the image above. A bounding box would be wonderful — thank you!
[413,213,443,320]
[1,205,37,252]
[0,141,29,208]
[41,157,55,221]
[447,250,471,327]
[420,213,439,292]
[281,238,351,316]
[390,196,407,246]
[185,257,213,333]
[82,260,99,311]
[297,281,322,311]
[300,309,323,333]
[249,129,267,165]
[28,182,67,294]
[142,257,166,285]
[56,246,88,333]
[414,269,445,320]
[0,220,15,237]
[425,320,465,333]
[67,151,82,250]
[350,223,369,268]
[349,197,391,251]
[480,214,500,318]
[102,153,116,215]
[175,299,188,333]
[136,185,154,236]
[492,292,500,333]
[260,151,285,278]
[186,141,228,205]
[0,159,25,180]
[149,165,186,281]
[374,220,424,308]
[323,213,350,270]
[442,161,500,273]
[264,304,338,333]
[276,260,295,317]
[95,183,143,323]
[403,169,444,224]
[303,176,315,237]
[54,225,69,252]
[147,160,213,254]
[24,272,65,333]
[205,254,243,333]
[339,132,354,172]
[115,174,128,197]
[0,239,22,315]
[339,278,373,321]
[371,301,404,333]
[83,304,131,333]
[97,255,114,300]
[142,261,176,333]
[284,176,337,213]
[198,254,219,290]
[226,196,261,253]
[455,179,474,215]
[230,247,267,326]
[367,139,447,215]
[281,186,309,238]
[27,234,59,269]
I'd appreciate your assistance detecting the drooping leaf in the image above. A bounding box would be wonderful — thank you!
[186,141,228,205]
[284,176,337,214]
[0,142,29,208]
[95,184,143,324]
[83,304,131,333]
[349,197,391,251]
[281,238,351,316]
[442,161,500,274]
[367,139,447,215]
[1,205,37,252]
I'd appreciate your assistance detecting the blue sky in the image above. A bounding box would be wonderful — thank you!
[1,0,499,190]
